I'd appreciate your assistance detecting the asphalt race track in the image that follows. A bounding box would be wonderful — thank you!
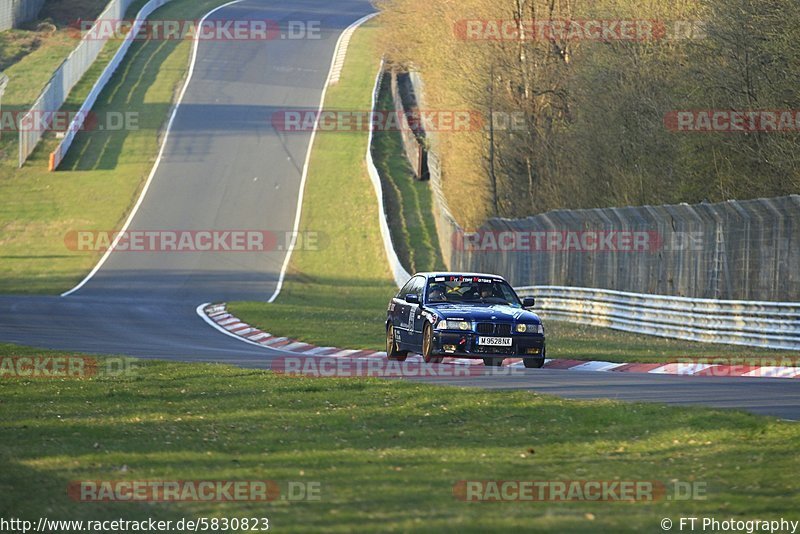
[0,0,798,421]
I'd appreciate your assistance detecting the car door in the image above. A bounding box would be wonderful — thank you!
[392,277,417,347]
[407,276,426,349]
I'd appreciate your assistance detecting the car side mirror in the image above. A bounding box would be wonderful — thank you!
[405,294,420,305]
[522,297,535,308]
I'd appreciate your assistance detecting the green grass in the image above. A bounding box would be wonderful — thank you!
[1,347,799,532]
[1,27,80,159]
[372,73,445,274]
[39,0,117,26]
[544,320,797,364]
[0,0,241,294]
[0,27,66,74]
[0,0,126,81]
[0,0,146,166]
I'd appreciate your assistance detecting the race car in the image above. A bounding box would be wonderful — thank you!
[385,272,545,368]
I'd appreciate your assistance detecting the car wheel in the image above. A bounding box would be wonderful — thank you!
[421,324,443,363]
[522,349,546,369]
[483,357,503,366]
[386,324,408,361]
[523,355,545,368]
[524,345,546,368]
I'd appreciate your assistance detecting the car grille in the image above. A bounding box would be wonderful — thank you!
[476,323,512,335]
[476,323,493,334]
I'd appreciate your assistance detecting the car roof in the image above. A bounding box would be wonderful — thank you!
[414,272,508,281]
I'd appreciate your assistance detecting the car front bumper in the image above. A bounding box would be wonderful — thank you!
[431,331,545,359]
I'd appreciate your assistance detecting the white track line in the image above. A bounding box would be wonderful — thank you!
[568,361,627,372]
[303,346,338,355]
[62,0,247,297]
[283,341,311,351]
[248,332,272,341]
[268,11,377,303]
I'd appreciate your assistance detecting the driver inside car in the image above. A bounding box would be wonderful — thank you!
[428,284,447,302]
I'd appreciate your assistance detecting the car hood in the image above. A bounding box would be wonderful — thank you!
[425,303,541,324]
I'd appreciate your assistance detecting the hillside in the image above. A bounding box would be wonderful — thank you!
[378,0,800,227]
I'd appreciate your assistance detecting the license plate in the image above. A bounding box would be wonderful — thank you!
[478,336,512,347]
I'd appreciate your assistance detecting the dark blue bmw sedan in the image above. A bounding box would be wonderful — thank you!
[386,272,545,368]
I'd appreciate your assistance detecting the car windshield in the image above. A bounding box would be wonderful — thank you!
[425,276,521,307]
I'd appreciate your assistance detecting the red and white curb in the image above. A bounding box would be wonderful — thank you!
[199,303,800,379]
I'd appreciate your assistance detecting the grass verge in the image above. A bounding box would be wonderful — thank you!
[0,0,240,294]
[229,24,794,364]
[544,321,797,364]
[0,0,112,87]
[0,0,148,168]
[1,347,798,532]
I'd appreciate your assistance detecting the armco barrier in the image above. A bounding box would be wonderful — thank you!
[49,0,173,170]
[19,0,139,167]
[455,196,800,302]
[516,286,800,350]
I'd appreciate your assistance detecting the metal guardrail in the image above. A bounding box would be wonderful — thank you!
[19,0,139,167]
[48,0,173,170]
[516,286,800,350]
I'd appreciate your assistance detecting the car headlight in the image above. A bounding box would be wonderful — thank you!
[516,323,544,334]
[436,320,471,330]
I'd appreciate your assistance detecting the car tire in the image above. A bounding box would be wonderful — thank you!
[421,324,443,363]
[483,357,503,366]
[523,358,545,368]
[523,345,546,368]
[386,324,408,361]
